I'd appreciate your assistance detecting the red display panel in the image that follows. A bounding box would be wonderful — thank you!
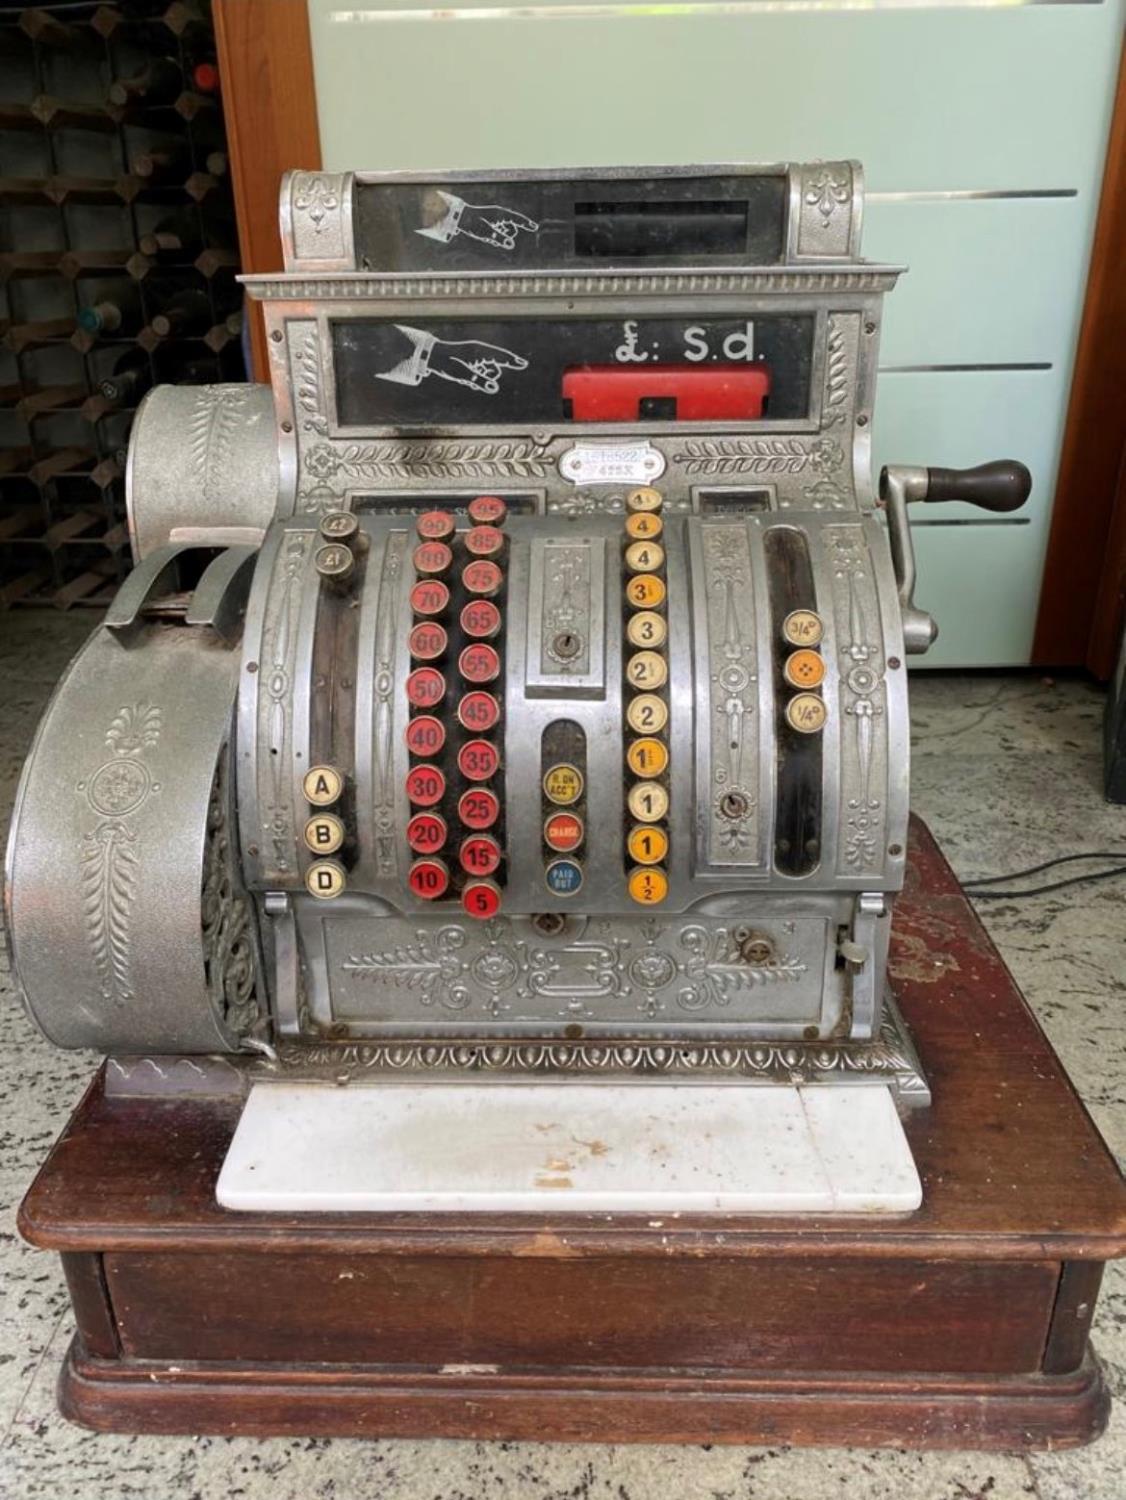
[562,364,770,421]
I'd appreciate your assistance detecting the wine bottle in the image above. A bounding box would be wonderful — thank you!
[138,213,202,260]
[77,300,124,336]
[205,150,228,178]
[109,58,184,108]
[131,147,192,183]
[191,60,221,95]
[150,286,212,338]
[99,349,153,407]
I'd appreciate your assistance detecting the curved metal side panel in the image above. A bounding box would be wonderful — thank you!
[126,383,281,562]
[5,621,254,1053]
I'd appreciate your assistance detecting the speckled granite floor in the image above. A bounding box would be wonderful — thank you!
[0,610,1123,1500]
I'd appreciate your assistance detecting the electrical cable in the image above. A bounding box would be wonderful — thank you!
[960,849,1126,901]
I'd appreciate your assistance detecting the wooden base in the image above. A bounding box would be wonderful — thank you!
[20,818,1126,1449]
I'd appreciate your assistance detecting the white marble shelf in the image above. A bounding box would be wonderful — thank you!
[216,1080,921,1214]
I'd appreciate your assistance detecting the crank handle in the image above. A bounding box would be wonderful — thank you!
[877,460,1032,655]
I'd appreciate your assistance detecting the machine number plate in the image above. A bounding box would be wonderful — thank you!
[559,442,666,487]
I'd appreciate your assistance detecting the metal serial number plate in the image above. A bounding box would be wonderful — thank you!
[559,442,666,486]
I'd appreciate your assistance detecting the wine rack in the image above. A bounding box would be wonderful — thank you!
[0,1,244,609]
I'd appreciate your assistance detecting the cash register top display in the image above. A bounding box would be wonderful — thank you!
[7,161,1030,1109]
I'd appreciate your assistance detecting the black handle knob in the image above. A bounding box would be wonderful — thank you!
[925,460,1031,512]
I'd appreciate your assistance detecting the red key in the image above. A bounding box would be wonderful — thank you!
[405,714,445,758]
[405,763,446,807]
[462,559,503,598]
[544,810,584,854]
[459,642,500,684]
[457,691,500,733]
[465,525,505,559]
[458,786,500,830]
[462,879,502,920]
[468,494,507,526]
[458,738,500,782]
[413,540,452,577]
[409,858,449,900]
[459,834,502,877]
[406,666,446,710]
[460,598,501,640]
[407,811,447,854]
[416,509,456,541]
[408,620,447,661]
[410,578,450,617]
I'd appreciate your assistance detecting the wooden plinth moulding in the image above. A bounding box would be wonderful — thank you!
[19,819,1126,1448]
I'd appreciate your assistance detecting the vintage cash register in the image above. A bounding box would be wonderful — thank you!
[10,164,1126,1448]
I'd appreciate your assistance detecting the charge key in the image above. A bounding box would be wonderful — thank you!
[544,810,583,853]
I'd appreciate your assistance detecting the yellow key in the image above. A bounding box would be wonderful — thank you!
[305,859,346,899]
[303,765,344,806]
[626,737,669,777]
[783,649,826,689]
[626,485,663,513]
[625,512,663,541]
[625,573,666,609]
[628,865,669,905]
[785,692,828,734]
[624,539,665,575]
[543,762,584,805]
[626,693,669,734]
[628,823,669,865]
[782,609,823,647]
[303,813,345,855]
[627,650,668,691]
[627,610,668,649]
[628,780,670,822]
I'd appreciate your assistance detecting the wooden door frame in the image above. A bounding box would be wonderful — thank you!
[1032,40,1126,677]
[213,0,322,383]
[215,10,1126,672]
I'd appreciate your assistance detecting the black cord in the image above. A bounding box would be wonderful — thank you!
[961,850,1126,901]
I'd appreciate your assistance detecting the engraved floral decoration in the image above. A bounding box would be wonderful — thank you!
[271,1006,928,1102]
[258,534,311,879]
[189,385,251,504]
[78,703,162,1005]
[303,443,341,480]
[292,172,339,234]
[201,748,264,1037]
[672,436,844,479]
[826,527,887,872]
[339,916,803,1021]
[704,526,757,859]
[804,167,850,226]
